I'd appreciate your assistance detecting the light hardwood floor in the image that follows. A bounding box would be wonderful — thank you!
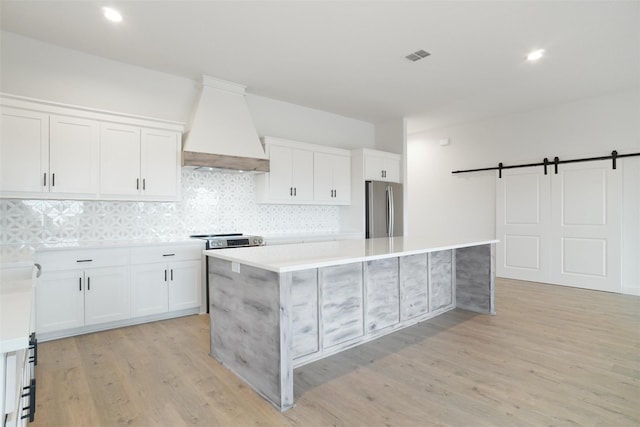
[32,278,639,426]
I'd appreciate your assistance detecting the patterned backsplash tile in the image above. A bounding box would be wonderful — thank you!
[0,170,340,245]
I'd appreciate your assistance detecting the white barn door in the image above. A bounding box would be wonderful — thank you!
[549,161,621,292]
[497,160,622,292]
[496,168,550,282]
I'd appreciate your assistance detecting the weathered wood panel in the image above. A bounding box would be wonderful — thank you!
[207,257,292,410]
[430,250,452,311]
[319,262,364,348]
[399,254,429,320]
[456,244,495,314]
[365,258,400,332]
[291,269,319,359]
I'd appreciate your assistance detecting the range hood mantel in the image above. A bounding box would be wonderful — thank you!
[182,76,269,172]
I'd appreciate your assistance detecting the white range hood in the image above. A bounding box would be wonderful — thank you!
[182,76,269,172]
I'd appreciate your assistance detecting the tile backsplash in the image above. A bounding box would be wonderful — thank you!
[0,169,340,245]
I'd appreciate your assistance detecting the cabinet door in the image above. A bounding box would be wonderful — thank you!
[383,158,401,183]
[313,152,334,202]
[365,258,399,332]
[0,108,49,194]
[332,154,351,203]
[84,267,130,326]
[291,148,314,201]
[320,263,364,348]
[49,115,99,195]
[365,155,386,181]
[268,144,294,200]
[399,254,429,320]
[291,269,319,359]
[100,123,141,196]
[36,270,84,334]
[429,250,453,311]
[141,129,180,198]
[365,154,401,183]
[168,260,202,311]
[130,264,169,317]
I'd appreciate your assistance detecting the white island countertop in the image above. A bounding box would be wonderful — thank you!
[204,237,498,273]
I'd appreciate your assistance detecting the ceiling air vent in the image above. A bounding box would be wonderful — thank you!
[405,49,431,62]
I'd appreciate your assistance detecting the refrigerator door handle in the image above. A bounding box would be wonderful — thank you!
[388,185,394,237]
[385,186,391,237]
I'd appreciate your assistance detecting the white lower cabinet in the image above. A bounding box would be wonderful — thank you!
[130,260,201,317]
[35,249,130,335]
[130,244,203,319]
[34,242,204,340]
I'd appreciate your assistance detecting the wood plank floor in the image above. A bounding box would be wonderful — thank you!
[32,278,639,426]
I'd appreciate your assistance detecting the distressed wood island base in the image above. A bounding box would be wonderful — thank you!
[205,237,497,411]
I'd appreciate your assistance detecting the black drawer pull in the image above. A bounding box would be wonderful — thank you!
[21,378,36,422]
[164,269,167,282]
[76,259,93,263]
[162,254,175,257]
[29,333,38,366]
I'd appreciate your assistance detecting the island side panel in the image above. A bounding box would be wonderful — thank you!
[399,254,429,321]
[430,250,453,311]
[455,244,495,314]
[207,257,293,410]
[320,262,364,349]
[291,269,319,359]
[365,258,400,332]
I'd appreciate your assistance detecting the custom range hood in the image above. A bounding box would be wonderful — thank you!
[182,76,269,173]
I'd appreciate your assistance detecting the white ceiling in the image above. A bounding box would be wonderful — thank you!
[1,1,639,134]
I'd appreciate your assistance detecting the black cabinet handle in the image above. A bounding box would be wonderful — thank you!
[87,277,90,291]
[170,269,174,281]
[29,332,38,366]
[43,173,47,187]
[294,187,297,196]
[76,259,93,263]
[21,378,36,422]
[52,173,55,186]
[164,269,167,282]
[137,178,139,190]
[143,178,146,190]
[162,254,175,257]
[79,277,82,291]
[289,187,292,196]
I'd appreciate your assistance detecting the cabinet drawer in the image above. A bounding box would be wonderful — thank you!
[130,244,203,264]
[35,247,129,271]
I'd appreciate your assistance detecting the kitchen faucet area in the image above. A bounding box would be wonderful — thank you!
[1,2,638,426]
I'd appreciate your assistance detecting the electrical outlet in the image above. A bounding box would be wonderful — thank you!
[231,262,241,273]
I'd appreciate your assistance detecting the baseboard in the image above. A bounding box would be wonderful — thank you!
[621,285,640,296]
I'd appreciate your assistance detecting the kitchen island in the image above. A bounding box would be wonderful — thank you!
[205,237,497,411]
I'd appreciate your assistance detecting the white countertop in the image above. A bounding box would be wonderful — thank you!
[1,266,36,354]
[205,237,498,273]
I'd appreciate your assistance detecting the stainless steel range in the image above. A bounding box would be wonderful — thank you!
[191,233,265,250]
[190,233,265,313]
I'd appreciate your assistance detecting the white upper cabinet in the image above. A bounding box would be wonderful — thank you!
[0,94,183,201]
[255,136,351,205]
[364,150,401,182]
[314,152,351,204]
[0,107,49,195]
[100,123,142,196]
[0,108,100,197]
[100,124,180,200]
[49,115,100,195]
[140,129,181,199]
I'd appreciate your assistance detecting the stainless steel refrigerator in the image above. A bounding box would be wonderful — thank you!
[365,180,404,238]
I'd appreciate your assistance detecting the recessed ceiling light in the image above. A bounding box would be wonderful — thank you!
[102,7,123,23]
[526,49,545,62]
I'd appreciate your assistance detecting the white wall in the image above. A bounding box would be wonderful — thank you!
[407,88,640,293]
[0,31,375,147]
[247,94,374,149]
